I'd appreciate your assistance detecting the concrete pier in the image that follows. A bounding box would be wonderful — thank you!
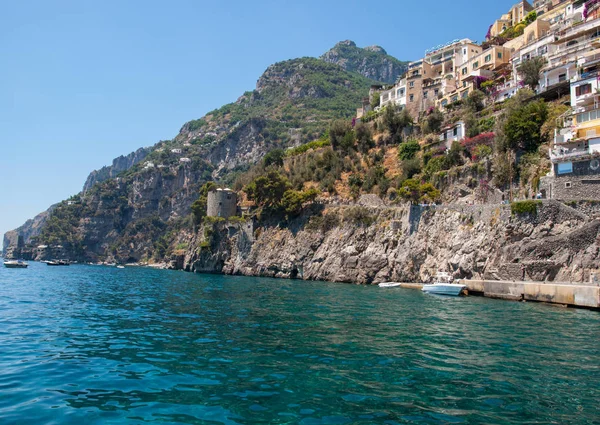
[461,279,600,309]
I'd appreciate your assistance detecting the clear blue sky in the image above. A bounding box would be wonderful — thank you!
[0,0,518,248]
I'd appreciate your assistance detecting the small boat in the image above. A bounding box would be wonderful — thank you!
[116,265,125,269]
[47,260,70,266]
[4,260,29,269]
[378,282,402,288]
[422,272,466,296]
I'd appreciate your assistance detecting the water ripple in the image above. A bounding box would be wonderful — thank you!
[0,263,599,424]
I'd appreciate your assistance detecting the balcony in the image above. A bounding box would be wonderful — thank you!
[555,128,576,144]
[550,146,590,161]
[555,17,600,43]
[574,70,600,82]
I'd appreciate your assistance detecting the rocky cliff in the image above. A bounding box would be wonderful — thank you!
[177,200,600,284]
[5,46,397,260]
[83,147,152,192]
[3,206,56,258]
[320,41,409,84]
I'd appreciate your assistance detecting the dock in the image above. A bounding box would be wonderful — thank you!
[389,280,600,310]
[461,279,600,309]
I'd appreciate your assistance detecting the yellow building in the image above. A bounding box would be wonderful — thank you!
[488,1,534,39]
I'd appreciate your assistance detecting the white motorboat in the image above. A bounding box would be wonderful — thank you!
[378,282,402,288]
[4,260,29,269]
[422,272,465,296]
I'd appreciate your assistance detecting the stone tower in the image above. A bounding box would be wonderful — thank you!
[206,189,238,218]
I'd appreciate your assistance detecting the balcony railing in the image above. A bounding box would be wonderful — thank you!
[574,70,600,82]
[550,147,590,160]
[556,17,600,40]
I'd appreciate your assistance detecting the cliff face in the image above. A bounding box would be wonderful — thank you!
[5,50,390,261]
[3,206,56,258]
[179,201,600,284]
[83,147,152,192]
[320,41,409,84]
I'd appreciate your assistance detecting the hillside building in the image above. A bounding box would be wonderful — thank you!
[542,57,600,200]
[488,1,534,40]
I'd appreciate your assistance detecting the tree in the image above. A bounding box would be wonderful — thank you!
[329,119,354,152]
[355,122,374,153]
[371,92,381,109]
[465,90,485,113]
[398,179,421,204]
[447,141,464,167]
[397,179,441,204]
[384,105,413,143]
[263,148,285,168]
[421,109,444,134]
[191,182,217,225]
[504,99,549,152]
[517,57,547,90]
[245,171,290,208]
[402,158,422,179]
[398,140,421,161]
[281,188,319,216]
[419,183,441,204]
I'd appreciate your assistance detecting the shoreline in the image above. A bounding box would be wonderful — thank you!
[15,261,600,310]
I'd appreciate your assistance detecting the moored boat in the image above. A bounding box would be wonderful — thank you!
[422,272,466,296]
[4,260,29,269]
[378,282,402,288]
[47,260,70,266]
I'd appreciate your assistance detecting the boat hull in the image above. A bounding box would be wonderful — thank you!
[378,282,402,288]
[422,284,465,296]
[4,263,28,269]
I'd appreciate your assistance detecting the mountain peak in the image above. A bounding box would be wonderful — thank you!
[320,41,407,84]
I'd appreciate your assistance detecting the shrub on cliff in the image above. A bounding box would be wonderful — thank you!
[398,140,420,161]
[281,188,319,216]
[397,179,440,204]
[191,182,217,225]
[329,119,355,152]
[263,149,285,168]
[245,171,291,208]
[421,109,444,135]
[511,200,541,216]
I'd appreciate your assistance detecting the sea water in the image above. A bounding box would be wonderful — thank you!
[0,262,598,424]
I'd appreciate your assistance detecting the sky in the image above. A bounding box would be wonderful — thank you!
[0,0,519,248]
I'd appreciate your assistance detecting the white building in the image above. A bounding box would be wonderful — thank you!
[171,148,182,154]
[439,121,466,149]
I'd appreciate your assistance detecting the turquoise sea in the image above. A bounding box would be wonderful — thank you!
[0,262,599,424]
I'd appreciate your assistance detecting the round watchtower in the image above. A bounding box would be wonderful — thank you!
[206,189,238,218]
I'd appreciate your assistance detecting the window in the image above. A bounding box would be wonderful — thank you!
[472,61,479,69]
[441,99,448,107]
[423,91,428,99]
[409,94,414,102]
[409,81,414,88]
[453,127,458,136]
[577,109,599,123]
[463,81,467,87]
[434,88,439,96]
[565,182,572,188]
[485,54,492,62]
[557,162,573,175]
[498,52,503,59]
[451,95,458,102]
[576,84,592,96]
[398,88,405,97]
[462,91,468,99]
[462,67,467,75]
[463,48,467,55]
[558,73,567,82]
